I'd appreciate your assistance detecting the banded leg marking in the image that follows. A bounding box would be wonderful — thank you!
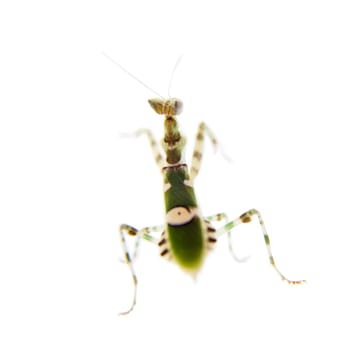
[118,223,164,315]
[203,213,225,250]
[216,209,306,284]
[190,122,218,180]
[203,220,217,250]
[158,230,172,260]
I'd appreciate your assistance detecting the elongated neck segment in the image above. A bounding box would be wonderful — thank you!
[148,98,185,165]
[163,116,184,164]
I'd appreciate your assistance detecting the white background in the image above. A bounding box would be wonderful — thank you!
[1,0,350,349]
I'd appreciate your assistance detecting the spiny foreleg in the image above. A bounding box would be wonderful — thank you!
[190,122,218,180]
[120,128,164,170]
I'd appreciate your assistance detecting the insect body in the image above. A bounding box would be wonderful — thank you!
[118,97,305,315]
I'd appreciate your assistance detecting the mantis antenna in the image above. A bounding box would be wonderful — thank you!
[167,54,184,98]
[102,51,165,99]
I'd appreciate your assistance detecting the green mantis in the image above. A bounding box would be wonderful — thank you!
[110,57,306,315]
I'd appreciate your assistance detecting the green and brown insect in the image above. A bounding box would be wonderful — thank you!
[105,55,306,315]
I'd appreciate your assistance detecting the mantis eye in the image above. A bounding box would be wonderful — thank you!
[174,99,183,115]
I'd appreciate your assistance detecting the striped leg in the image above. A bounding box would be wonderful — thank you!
[204,212,228,223]
[119,224,164,261]
[121,128,164,170]
[190,122,218,180]
[118,223,164,315]
[204,213,249,262]
[216,209,306,284]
